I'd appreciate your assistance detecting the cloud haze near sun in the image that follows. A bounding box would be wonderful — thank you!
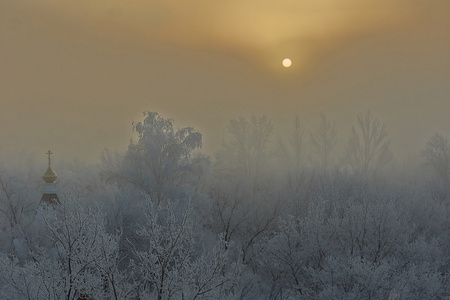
[1,0,449,163]
[16,0,423,72]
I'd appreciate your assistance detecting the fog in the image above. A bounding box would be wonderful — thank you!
[1,1,449,164]
[1,3,450,297]
[1,109,449,298]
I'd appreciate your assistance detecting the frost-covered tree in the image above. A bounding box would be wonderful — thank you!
[131,197,240,300]
[2,110,450,300]
[261,179,448,299]
[0,199,133,300]
[0,165,39,254]
[206,176,279,266]
[101,111,205,205]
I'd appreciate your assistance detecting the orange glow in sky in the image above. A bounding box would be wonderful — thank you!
[0,0,449,162]
[16,0,422,72]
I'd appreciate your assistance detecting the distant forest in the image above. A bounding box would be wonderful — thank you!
[0,110,448,299]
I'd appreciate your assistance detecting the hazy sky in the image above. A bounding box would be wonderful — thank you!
[1,0,449,163]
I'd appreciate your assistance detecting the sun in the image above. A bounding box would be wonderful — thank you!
[282,58,292,68]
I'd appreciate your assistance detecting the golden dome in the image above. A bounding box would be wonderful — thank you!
[42,150,57,183]
[42,166,57,183]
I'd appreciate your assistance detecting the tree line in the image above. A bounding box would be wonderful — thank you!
[0,110,448,299]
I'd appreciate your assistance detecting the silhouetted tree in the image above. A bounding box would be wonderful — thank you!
[310,113,337,171]
[278,115,306,178]
[216,115,274,188]
[343,111,392,176]
[422,133,450,183]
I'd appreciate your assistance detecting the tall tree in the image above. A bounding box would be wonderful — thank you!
[343,111,392,176]
[422,133,450,182]
[310,113,337,171]
[101,111,204,205]
[278,115,306,177]
[216,115,274,187]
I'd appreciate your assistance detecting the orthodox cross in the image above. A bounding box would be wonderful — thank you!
[46,150,53,166]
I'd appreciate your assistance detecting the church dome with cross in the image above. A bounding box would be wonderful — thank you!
[41,150,60,205]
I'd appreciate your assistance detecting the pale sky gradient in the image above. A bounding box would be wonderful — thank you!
[1,0,449,163]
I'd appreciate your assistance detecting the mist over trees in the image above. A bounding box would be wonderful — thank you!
[423,133,450,183]
[0,110,448,299]
[310,113,337,171]
[342,111,393,178]
[101,111,205,205]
